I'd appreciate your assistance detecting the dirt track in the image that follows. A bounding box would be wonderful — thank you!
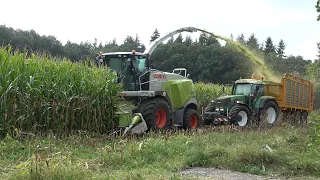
[179,167,318,180]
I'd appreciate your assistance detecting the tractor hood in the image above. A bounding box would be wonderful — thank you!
[214,95,246,108]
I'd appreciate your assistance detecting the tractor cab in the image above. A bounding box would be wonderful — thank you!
[96,51,149,91]
[231,79,264,103]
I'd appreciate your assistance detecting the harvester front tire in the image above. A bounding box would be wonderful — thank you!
[183,108,200,130]
[138,98,171,131]
[229,104,252,127]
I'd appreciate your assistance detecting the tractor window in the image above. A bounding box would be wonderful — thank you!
[233,83,252,96]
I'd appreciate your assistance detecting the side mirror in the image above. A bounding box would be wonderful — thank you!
[187,74,190,78]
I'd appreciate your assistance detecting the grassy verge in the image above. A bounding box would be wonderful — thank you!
[1,125,319,180]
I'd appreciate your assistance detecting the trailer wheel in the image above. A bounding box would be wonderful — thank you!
[260,100,279,128]
[138,98,171,130]
[301,111,309,126]
[229,104,252,127]
[183,108,200,129]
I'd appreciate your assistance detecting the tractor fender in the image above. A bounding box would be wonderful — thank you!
[253,96,278,115]
[233,100,251,114]
[173,98,198,126]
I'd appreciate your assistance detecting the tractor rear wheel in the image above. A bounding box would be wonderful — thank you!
[138,98,171,131]
[183,108,200,129]
[229,104,252,127]
[259,100,279,128]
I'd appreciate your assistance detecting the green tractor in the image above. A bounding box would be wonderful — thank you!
[96,27,202,135]
[203,75,280,127]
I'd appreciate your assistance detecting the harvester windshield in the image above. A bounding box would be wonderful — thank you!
[100,53,148,91]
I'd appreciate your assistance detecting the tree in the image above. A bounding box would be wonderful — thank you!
[150,28,160,42]
[184,35,193,46]
[236,34,246,44]
[246,33,259,51]
[276,39,286,58]
[317,42,320,59]
[264,37,275,54]
[316,0,320,21]
[174,33,183,43]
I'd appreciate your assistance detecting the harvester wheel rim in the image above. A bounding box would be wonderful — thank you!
[156,108,167,128]
[237,111,248,126]
[190,114,198,128]
[266,107,276,124]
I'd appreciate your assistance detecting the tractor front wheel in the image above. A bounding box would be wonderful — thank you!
[138,98,171,131]
[229,104,252,127]
[183,108,200,129]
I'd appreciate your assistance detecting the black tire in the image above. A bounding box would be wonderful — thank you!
[183,108,200,130]
[137,97,171,131]
[301,111,309,126]
[229,104,253,127]
[259,100,279,128]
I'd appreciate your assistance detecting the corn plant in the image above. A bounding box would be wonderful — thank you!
[0,47,122,138]
[194,82,232,110]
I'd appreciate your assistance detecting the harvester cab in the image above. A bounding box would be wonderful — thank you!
[96,27,202,135]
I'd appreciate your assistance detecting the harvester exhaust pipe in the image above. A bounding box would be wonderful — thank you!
[123,113,148,136]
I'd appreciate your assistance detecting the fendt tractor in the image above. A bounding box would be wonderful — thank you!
[203,73,314,127]
[95,27,203,135]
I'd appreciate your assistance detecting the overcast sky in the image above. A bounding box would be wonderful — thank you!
[1,0,319,60]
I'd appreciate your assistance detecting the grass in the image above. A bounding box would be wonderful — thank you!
[1,125,320,180]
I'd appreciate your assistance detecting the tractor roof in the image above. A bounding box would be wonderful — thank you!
[235,78,281,85]
[235,79,263,84]
[101,52,145,56]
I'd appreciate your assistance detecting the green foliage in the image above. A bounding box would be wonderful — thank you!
[264,37,275,54]
[2,126,320,179]
[317,43,320,60]
[150,28,160,42]
[316,0,320,21]
[307,111,320,150]
[276,39,285,58]
[194,83,232,109]
[236,33,246,44]
[0,48,121,138]
[246,33,259,51]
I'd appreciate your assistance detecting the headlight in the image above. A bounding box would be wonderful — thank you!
[215,108,220,111]
[220,108,224,111]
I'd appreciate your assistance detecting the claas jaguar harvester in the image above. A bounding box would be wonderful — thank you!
[96,27,204,135]
[203,74,314,127]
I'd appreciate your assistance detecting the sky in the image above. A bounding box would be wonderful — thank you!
[1,0,319,60]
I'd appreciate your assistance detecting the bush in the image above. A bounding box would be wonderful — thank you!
[0,48,121,138]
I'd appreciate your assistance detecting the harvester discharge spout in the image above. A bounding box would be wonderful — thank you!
[123,113,148,136]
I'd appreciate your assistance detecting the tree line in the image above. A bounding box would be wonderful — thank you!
[0,24,319,84]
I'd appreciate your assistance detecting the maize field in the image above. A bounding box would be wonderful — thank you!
[0,48,121,138]
[194,82,232,112]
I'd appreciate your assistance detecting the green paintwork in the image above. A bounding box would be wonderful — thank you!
[115,111,131,127]
[253,96,275,109]
[162,79,193,110]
